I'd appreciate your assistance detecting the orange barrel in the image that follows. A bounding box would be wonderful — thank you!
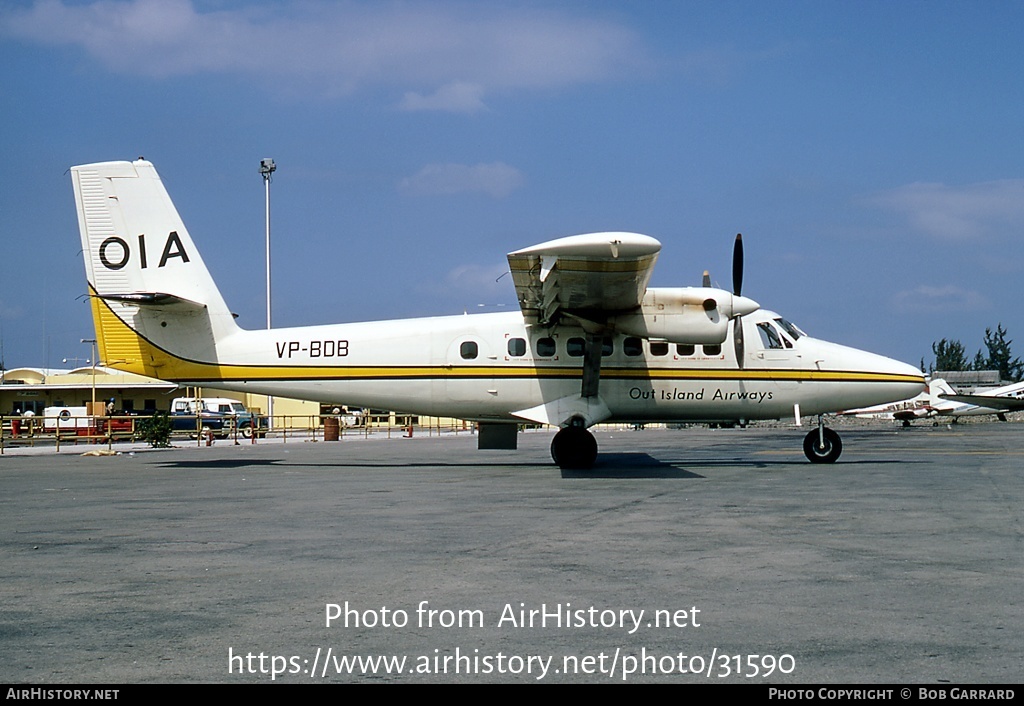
[323,416,340,442]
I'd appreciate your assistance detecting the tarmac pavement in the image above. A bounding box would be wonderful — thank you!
[1,423,1022,683]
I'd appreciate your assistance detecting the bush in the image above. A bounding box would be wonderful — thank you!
[138,412,172,448]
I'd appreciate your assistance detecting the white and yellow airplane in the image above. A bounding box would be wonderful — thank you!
[71,159,925,468]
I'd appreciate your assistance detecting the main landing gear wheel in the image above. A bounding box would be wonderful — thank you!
[551,427,598,470]
[803,427,842,464]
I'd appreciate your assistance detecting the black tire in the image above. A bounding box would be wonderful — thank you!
[241,424,253,439]
[803,427,842,464]
[550,427,598,470]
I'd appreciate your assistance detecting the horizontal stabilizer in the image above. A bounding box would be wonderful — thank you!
[99,292,205,308]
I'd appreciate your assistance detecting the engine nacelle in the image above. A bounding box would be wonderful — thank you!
[606,287,759,345]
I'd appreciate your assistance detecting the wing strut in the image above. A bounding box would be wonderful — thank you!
[581,333,603,399]
[510,332,611,429]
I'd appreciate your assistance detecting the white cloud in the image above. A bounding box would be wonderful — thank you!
[1,0,645,99]
[891,285,989,314]
[867,180,1024,240]
[444,264,509,293]
[0,299,25,320]
[400,82,487,114]
[399,162,524,198]
[415,262,511,307]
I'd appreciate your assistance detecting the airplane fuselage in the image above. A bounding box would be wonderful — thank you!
[168,309,923,425]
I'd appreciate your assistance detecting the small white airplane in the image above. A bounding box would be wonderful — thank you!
[844,378,1024,425]
[841,378,955,425]
[937,379,1024,421]
[70,159,925,468]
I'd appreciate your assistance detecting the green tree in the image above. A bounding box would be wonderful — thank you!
[138,412,172,448]
[931,338,970,372]
[981,323,1023,382]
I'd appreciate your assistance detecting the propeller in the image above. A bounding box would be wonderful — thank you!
[732,234,745,368]
[699,233,755,368]
[732,233,743,297]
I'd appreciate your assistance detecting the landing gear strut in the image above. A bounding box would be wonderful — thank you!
[551,425,598,470]
[803,416,842,463]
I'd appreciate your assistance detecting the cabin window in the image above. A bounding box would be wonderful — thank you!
[536,337,556,357]
[703,344,722,356]
[460,341,478,360]
[624,337,643,356]
[676,344,695,357]
[566,337,614,356]
[507,337,526,357]
[649,341,669,356]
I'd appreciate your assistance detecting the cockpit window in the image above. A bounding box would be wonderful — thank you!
[757,322,784,349]
[774,318,804,340]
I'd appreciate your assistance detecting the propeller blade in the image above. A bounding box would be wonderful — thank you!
[732,233,743,296]
[702,270,711,288]
[732,234,745,367]
[734,317,745,369]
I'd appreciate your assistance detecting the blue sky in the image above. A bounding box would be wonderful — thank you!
[2,0,1023,372]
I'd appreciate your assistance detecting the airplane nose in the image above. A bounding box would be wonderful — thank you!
[811,339,925,407]
[867,351,925,382]
[872,353,927,397]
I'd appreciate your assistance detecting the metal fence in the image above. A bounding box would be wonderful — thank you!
[0,414,481,454]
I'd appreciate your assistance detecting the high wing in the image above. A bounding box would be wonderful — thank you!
[504,232,759,435]
[937,380,1024,413]
[507,232,661,325]
[506,232,660,430]
[938,393,1024,412]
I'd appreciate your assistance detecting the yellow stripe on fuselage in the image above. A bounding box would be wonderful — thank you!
[89,287,922,387]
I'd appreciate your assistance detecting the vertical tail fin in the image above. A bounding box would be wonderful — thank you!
[927,378,957,410]
[71,160,240,379]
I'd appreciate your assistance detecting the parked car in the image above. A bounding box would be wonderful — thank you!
[169,397,266,438]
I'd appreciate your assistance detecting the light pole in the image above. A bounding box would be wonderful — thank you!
[259,158,276,429]
[81,338,97,416]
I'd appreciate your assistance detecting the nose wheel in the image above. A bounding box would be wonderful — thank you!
[803,425,842,464]
[551,427,598,470]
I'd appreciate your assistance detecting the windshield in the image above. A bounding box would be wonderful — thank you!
[774,317,805,340]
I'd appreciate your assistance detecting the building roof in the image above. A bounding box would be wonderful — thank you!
[1,366,177,390]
